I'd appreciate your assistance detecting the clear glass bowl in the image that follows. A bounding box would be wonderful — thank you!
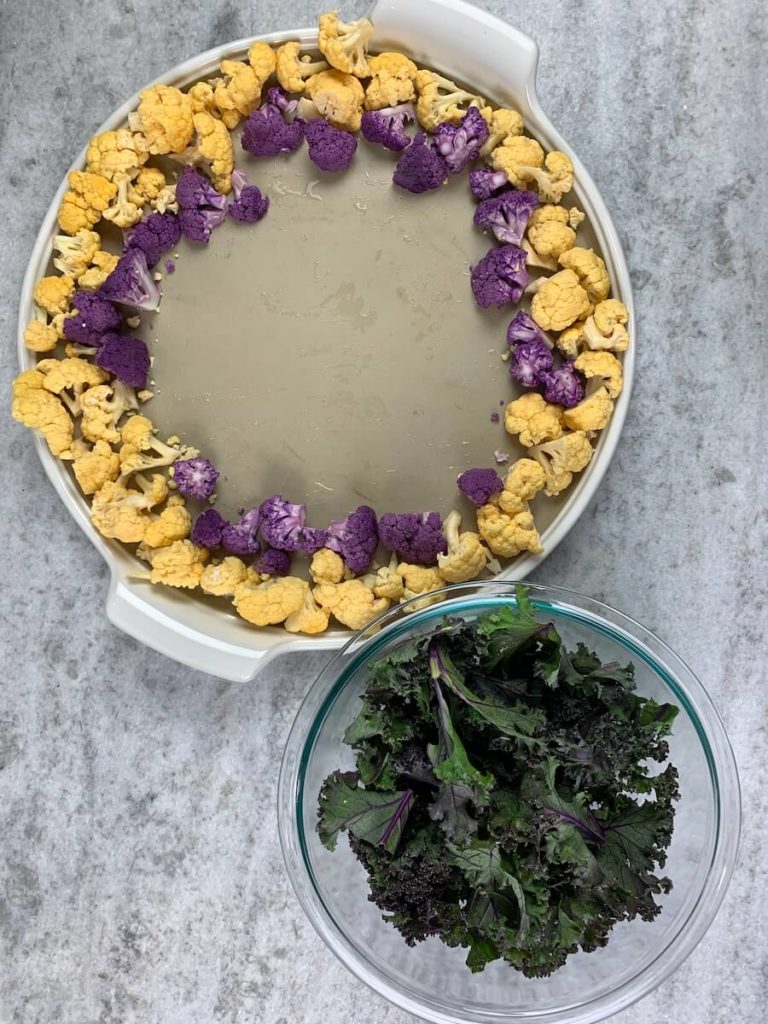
[278,582,740,1024]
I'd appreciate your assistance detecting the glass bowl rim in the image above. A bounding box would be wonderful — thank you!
[278,581,741,1024]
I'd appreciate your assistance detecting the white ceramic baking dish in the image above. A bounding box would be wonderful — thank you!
[17,0,634,680]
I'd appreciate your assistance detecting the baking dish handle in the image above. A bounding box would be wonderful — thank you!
[368,0,541,113]
[106,577,269,682]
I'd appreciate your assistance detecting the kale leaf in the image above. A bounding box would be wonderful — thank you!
[318,771,414,854]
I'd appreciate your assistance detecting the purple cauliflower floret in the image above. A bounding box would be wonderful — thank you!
[378,511,447,566]
[305,119,357,172]
[253,547,292,576]
[541,361,586,408]
[392,133,447,194]
[470,244,529,308]
[221,507,261,557]
[175,167,228,242]
[94,332,150,389]
[179,207,226,244]
[360,103,415,151]
[508,338,554,388]
[63,290,122,346]
[469,167,510,201]
[164,260,175,274]
[506,309,553,349]
[175,166,227,212]
[241,102,304,157]
[473,190,539,246]
[433,106,489,174]
[228,169,270,223]
[172,457,219,501]
[125,212,182,267]
[457,468,504,507]
[192,508,227,549]
[266,87,300,119]
[326,505,379,574]
[302,527,329,554]
[99,248,160,311]
[259,495,307,551]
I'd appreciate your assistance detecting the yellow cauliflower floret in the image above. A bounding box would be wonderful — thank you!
[129,84,195,155]
[149,540,208,589]
[52,229,102,279]
[490,135,544,188]
[505,393,564,448]
[80,382,138,444]
[234,576,309,626]
[558,247,610,305]
[23,320,58,353]
[36,356,108,415]
[317,10,373,77]
[136,472,169,508]
[583,299,630,352]
[188,81,216,115]
[498,458,547,515]
[102,175,143,228]
[306,69,365,131]
[90,480,150,542]
[248,40,277,83]
[183,111,234,193]
[152,184,178,215]
[132,167,167,205]
[119,414,155,447]
[200,557,248,597]
[372,556,405,601]
[11,369,74,457]
[57,171,118,234]
[285,590,331,635]
[574,350,623,399]
[521,151,574,203]
[521,238,557,272]
[562,388,614,433]
[55,235,99,283]
[569,207,586,229]
[23,307,63,353]
[144,499,192,549]
[415,69,484,131]
[396,563,445,600]
[310,547,345,584]
[365,52,418,110]
[527,205,576,262]
[479,107,524,157]
[476,504,542,558]
[437,510,488,584]
[86,129,148,181]
[531,269,591,332]
[71,438,120,495]
[79,251,119,291]
[555,321,586,359]
[275,42,329,94]
[91,473,168,542]
[213,59,263,129]
[314,579,389,630]
[34,275,75,316]
[530,432,594,496]
[118,416,180,477]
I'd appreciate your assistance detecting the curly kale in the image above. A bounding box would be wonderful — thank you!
[318,586,680,978]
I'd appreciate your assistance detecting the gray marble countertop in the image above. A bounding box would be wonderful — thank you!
[1,1,765,1021]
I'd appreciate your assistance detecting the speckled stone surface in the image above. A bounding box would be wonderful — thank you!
[1,1,766,1021]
